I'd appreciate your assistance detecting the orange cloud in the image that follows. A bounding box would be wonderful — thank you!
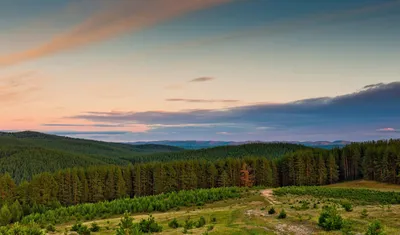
[0,0,232,67]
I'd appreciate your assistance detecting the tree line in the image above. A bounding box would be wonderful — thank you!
[0,137,305,183]
[0,158,277,208]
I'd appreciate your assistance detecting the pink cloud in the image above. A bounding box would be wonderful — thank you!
[0,0,231,66]
[377,127,396,132]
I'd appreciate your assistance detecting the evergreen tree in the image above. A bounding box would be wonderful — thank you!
[0,204,12,226]
[0,173,16,202]
[115,168,127,198]
[218,171,229,187]
[10,200,23,222]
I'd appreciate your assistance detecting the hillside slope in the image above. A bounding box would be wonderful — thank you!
[0,131,182,182]
[123,142,308,163]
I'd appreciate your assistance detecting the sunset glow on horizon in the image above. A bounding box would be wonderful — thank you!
[1,0,399,142]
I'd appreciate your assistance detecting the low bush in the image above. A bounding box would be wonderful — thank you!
[277,209,287,219]
[138,215,162,233]
[361,209,368,218]
[318,206,343,231]
[366,221,386,235]
[46,224,56,232]
[196,216,206,228]
[341,201,353,212]
[268,207,276,214]
[90,223,100,232]
[168,218,180,229]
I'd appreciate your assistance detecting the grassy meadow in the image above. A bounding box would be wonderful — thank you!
[50,181,400,235]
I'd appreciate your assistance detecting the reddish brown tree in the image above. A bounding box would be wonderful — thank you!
[240,162,254,187]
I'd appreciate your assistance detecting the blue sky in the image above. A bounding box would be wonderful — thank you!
[0,0,399,141]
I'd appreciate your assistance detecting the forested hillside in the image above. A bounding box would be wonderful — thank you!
[122,143,307,163]
[0,131,182,158]
[0,131,182,182]
[0,132,304,182]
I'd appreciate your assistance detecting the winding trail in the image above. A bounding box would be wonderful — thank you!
[261,189,279,205]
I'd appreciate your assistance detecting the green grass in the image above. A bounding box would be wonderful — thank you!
[48,183,400,235]
[273,186,400,204]
[325,180,400,192]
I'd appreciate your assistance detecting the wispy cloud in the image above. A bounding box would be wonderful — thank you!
[166,77,216,90]
[363,83,384,90]
[0,71,42,103]
[0,0,232,66]
[166,98,239,103]
[216,132,232,135]
[42,123,126,128]
[189,77,215,83]
[47,131,130,135]
[377,127,398,132]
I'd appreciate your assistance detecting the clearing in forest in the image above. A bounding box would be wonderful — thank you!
[51,181,400,234]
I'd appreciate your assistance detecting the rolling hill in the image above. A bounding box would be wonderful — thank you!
[0,131,307,182]
[122,142,308,163]
[0,131,182,182]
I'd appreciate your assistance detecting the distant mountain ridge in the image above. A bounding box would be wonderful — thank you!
[129,140,351,149]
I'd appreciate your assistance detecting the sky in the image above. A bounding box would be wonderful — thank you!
[0,0,400,142]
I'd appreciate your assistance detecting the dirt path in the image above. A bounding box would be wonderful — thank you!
[261,189,279,205]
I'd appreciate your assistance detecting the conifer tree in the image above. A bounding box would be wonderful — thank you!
[218,171,229,187]
[115,168,127,198]
[10,200,23,222]
[0,204,12,226]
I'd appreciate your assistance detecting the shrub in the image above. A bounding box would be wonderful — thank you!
[116,212,136,235]
[361,209,368,219]
[138,215,162,233]
[71,222,83,232]
[46,224,56,232]
[90,223,100,232]
[277,209,287,219]
[196,216,206,228]
[5,223,45,235]
[207,225,214,231]
[210,216,217,223]
[183,217,194,230]
[341,220,355,235]
[301,201,310,210]
[365,221,386,235]
[268,207,276,214]
[318,206,343,231]
[71,223,90,235]
[341,201,353,212]
[168,218,180,229]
